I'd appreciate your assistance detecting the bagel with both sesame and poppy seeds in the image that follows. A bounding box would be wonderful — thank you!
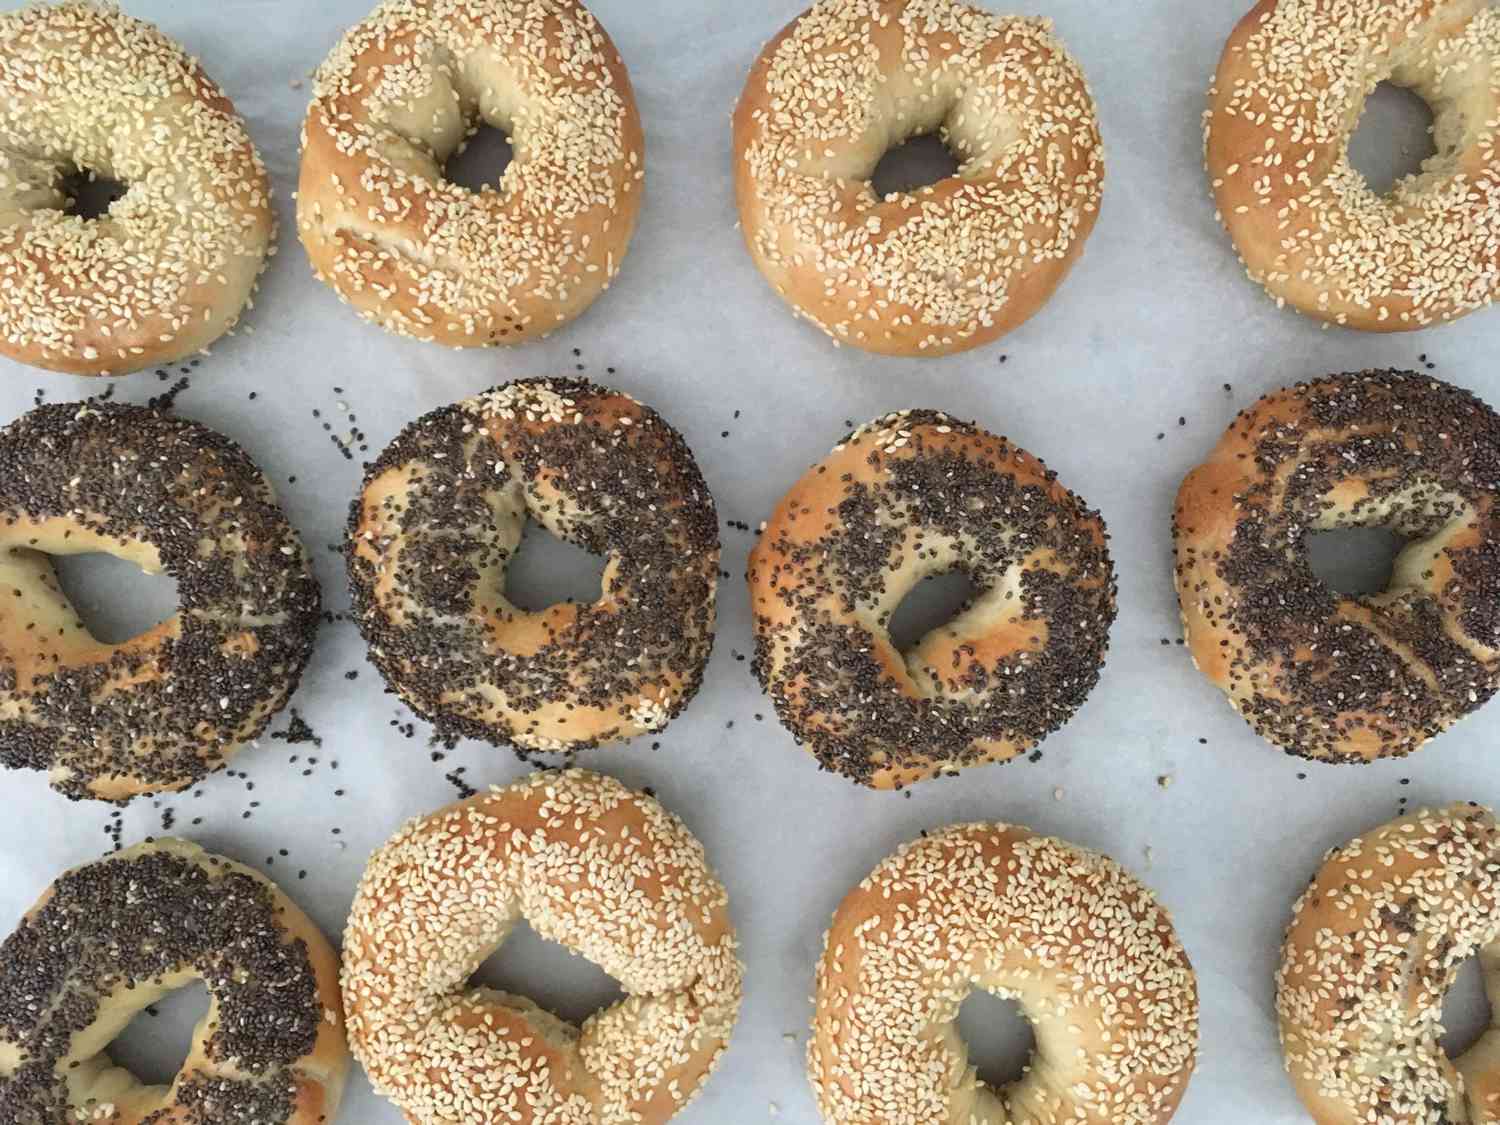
[0,1,274,376]
[809,823,1200,1125]
[1173,371,1500,764]
[0,838,349,1125]
[298,0,644,347]
[1277,803,1500,1124]
[748,409,1115,789]
[341,768,744,1125]
[0,401,321,803]
[347,377,719,755]
[732,0,1104,357]
[1205,0,1500,330]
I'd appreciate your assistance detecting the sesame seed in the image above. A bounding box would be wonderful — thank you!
[1205,0,1500,329]
[0,3,274,375]
[734,0,1104,356]
[342,770,743,1122]
[810,824,1199,1122]
[298,0,644,347]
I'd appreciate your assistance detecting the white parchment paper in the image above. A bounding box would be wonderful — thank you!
[0,2,1496,1122]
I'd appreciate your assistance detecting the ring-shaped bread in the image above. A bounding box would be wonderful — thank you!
[348,377,719,753]
[341,769,744,1125]
[0,401,321,802]
[0,1,274,374]
[809,823,1200,1124]
[1206,0,1500,329]
[299,0,644,346]
[0,839,349,1125]
[733,0,1104,356]
[749,409,1115,788]
[1278,803,1500,1123]
[1174,370,1500,762]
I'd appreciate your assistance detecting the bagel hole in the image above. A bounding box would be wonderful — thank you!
[957,991,1036,1089]
[444,124,515,193]
[470,920,625,1026]
[887,569,980,653]
[108,980,209,1089]
[1305,527,1408,597]
[1441,957,1490,1058]
[60,168,127,220]
[871,132,961,197]
[48,552,179,645]
[503,523,605,613]
[1349,81,1437,194]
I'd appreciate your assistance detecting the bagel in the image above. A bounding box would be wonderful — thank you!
[1205,0,1500,330]
[748,409,1115,788]
[0,401,321,802]
[732,0,1104,356]
[1173,370,1500,763]
[0,838,348,1125]
[348,377,719,753]
[809,823,1200,1124]
[1278,803,1500,1123]
[341,768,744,1125]
[298,0,644,346]
[0,1,274,375]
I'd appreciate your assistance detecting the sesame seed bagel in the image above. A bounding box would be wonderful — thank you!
[1173,371,1500,763]
[0,839,349,1125]
[0,401,321,802]
[298,0,644,347]
[1205,0,1500,330]
[0,1,274,376]
[1277,803,1500,1124]
[348,377,719,753]
[809,823,1200,1125]
[732,0,1104,357]
[342,769,744,1125]
[748,410,1115,789]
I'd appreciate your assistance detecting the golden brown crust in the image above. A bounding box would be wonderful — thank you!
[1205,0,1500,330]
[341,769,743,1125]
[1172,371,1500,763]
[0,839,349,1125]
[1277,804,1500,1124]
[298,0,644,347]
[0,1,273,375]
[733,0,1103,357]
[809,823,1199,1124]
[749,409,1115,789]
